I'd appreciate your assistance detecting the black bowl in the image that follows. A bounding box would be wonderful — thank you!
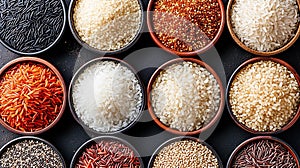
[68,0,144,55]
[0,136,66,167]
[0,0,66,55]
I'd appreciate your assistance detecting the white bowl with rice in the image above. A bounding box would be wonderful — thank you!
[68,57,145,134]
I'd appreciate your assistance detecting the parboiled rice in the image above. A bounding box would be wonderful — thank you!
[151,61,221,132]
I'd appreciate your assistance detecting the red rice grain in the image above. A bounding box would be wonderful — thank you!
[0,62,63,132]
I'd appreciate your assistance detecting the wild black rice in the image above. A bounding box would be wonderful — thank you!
[0,0,64,54]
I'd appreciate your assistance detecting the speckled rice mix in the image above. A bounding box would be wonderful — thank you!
[152,0,221,52]
[0,140,63,168]
[229,60,300,132]
[73,0,142,51]
[152,140,219,168]
[151,61,221,132]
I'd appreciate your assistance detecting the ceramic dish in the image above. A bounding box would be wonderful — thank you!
[0,57,67,135]
[68,0,144,55]
[226,57,300,134]
[68,57,145,135]
[226,0,300,56]
[148,136,223,168]
[147,58,225,135]
[147,0,225,56]
[70,136,144,168]
[0,136,66,167]
[226,136,300,167]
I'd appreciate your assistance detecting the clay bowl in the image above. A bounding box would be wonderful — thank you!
[226,0,300,56]
[147,58,225,135]
[226,57,300,134]
[227,136,300,167]
[0,57,67,135]
[147,0,225,57]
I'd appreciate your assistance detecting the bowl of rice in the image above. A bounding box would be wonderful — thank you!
[147,58,225,135]
[0,57,67,135]
[226,57,300,134]
[147,0,225,57]
[68,0,144,55]
[227,136,300,167]
[70,136,144,168]
[148,136,223,168]
[68,57,145,134]
[0,136,66,168]
[227,0,300,56]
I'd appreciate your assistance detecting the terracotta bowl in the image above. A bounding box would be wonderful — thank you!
[147,58,225,135]
[226,0,300,56]
[226,57,300,134]
[227,136,300,167]
[70,136,144,168]
[68,0,144,55]
[0,57,67,135]
[148,136,223,168]
[0,136,66,167]
[68,57,145,135]
[147,0,225,57]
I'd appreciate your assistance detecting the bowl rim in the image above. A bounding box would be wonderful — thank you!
[0,0,67,56]
[147,136,223,168]
[0,136,67,168]
[146,0,225,57]
[0,57,67,135]
[226,57,300,134]
[226,0,300,56]
[68,56,146,135]
[147,58,225,135]
[70,135,144,168]
[226,136,300,167]
[68,0,144,55]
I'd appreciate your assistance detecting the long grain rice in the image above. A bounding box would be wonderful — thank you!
[72,61,143,132]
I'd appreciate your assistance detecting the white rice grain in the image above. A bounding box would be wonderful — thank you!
[73,0,142,51]
[151,61,221,132]
[231,0,299,52]
[72,61,143,132]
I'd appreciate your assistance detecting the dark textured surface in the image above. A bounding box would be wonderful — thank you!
[0,0,300,167]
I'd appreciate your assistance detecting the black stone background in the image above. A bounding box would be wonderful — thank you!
[0,0,300,167]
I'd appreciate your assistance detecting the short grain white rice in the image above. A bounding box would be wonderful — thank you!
[231,0,299,52]
[151,61,221,132]
[229,60,300,132]
[72,61,143,132]
[73,0,142,51]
